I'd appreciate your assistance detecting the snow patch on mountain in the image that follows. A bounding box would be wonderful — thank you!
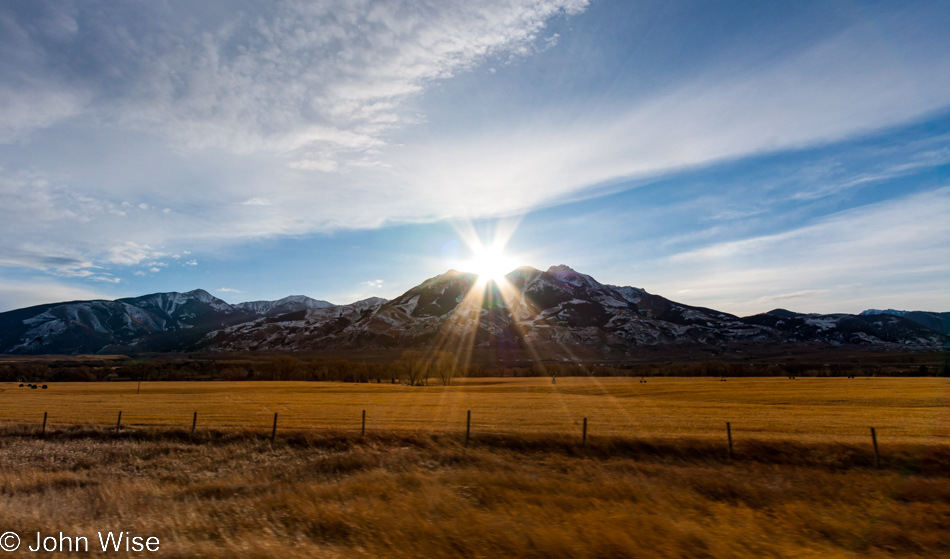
[861,309,908,317]
[1,270,947,355]
[235,295,333,315]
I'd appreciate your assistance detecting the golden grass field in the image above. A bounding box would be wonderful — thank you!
[1,377,948,444]
[2,377,949,558]
[1,428,949,558]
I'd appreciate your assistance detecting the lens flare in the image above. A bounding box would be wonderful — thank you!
[460,243,518,282]
[452,217,523,283]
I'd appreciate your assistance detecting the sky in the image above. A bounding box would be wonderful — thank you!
[1,0,948,316]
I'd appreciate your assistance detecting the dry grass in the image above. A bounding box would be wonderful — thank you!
[1,377,948,444]
[2,378,948,557]
[0,428,948,558]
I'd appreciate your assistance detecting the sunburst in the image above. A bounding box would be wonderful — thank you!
[459,242,518,283]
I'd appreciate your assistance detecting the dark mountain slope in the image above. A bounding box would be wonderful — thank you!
[199,266,947,354]
[1,267,945,355]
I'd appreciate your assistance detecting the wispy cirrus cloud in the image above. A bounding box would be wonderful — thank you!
[0,0,588,163]
[654,188,950,314]
[107,242,167,266]
[0,280,117,311]
[376,13,950,226]
[217,287,243,294]
[0,0,590,285]
[241,198,273,206]
[3,2,948,242]
[1,0,949,315]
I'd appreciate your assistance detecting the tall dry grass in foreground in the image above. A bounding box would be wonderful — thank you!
[1,427,948,558]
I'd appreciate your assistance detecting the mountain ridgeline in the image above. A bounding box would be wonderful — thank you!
[0,266,945,355]
[0,292,336,355]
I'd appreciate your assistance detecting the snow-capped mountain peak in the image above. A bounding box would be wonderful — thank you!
[0,269,946,355]
[235,295,334,316]
[861,309,908,317]
[545,264,602,289]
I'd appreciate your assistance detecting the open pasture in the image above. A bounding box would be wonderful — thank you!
[2,377,947,444]
[2,377,949,558]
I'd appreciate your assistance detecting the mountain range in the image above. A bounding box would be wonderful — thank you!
[859,309,950,336]
[0,265,945,355]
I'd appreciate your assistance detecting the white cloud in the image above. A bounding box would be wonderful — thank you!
[0,244,97,277]
[288,156,340,173]
[85,6,946,244]
[107,242,165,266]
[0,0,948,317]
[365,279,384,288]
[149,267,161,273]
[217,287,243,293]
[648,188,950,315]
[367,16,950,227]
[0,0,588,164]
[241,197,273,206]
[0,85,87,143]
[752,290,831,306]
[0,7,87,141]
[0,280,116,312]
[786,147,950,202]
[6,2,944,243]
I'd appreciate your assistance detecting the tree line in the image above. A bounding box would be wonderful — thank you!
[0,354,946,384]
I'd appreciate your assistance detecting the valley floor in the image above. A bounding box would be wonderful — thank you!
[1,377,948,444]
[1,378,947,557]
[0,429,948,558]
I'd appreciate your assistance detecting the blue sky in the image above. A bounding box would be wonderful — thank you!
[1,0,948,315]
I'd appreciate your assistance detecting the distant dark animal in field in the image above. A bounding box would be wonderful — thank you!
[19,383,24,387]
[42,385,48,389]
[30,385,37,389]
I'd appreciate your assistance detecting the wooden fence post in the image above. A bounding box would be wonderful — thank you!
[191,411,198,436]
[115,411,122,435]
[465,410,471,446]
[726,421,733,460]
[582,417,588,446]
[42,412,47,437]
[136,381,141,395]
[361,409,366,436]
[871,427,880,469]
[271,412,278,442]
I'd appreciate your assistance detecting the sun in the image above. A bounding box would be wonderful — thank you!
[461,244,518,282]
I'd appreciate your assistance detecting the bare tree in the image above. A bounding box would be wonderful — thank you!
[434,351,458,386]
[384,362,399,384]
[400,350,426,386]
[270,356,303,381]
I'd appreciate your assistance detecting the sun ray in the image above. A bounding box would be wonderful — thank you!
[451,217,524,283]
[425,218,637,436]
